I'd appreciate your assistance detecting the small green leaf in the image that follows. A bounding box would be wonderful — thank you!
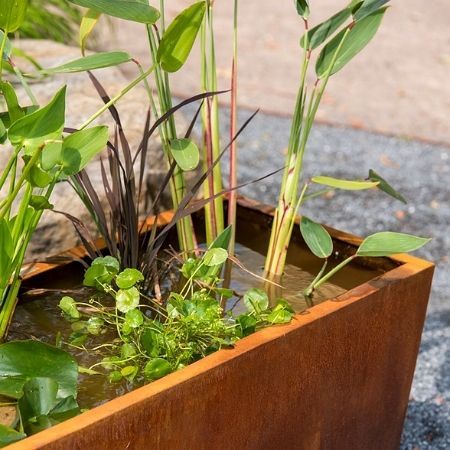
[312,176,379,190]
[295,0,310,19]
[316,8,387,78]
[202,248,228,267]
[157,1,206,72]
[116,268,144,289]
[169,138,200,171]
[356,232,431,257]
[8,86,66,147]
[29,195,53,211]
[108,371,122,383]
[301,7,352,50]
[267,308,293,324]
[0,81,23,124]
[243,288,269,314]
[144,358,172,380]
[41,52,132,74]
[116,287,140,313]
[86,317,104,335]
[368,169,407,204]
[120,343,137,359]
[300,216,333,258]
[69,0,160,24]
[59,296,80,319]
[121,365,138,379]
[141,328,161,358]
[237,314,257,337]
[61,126,108,176]
[125,309,144,328]
[353,0,390,21]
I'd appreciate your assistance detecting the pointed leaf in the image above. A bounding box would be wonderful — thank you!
[301,7,352,50]
[300,216,333,258]
[8,86,66,147]
[41,52,132,75]
[243,288,269,314]
[353,0,390,21]
[316,8,387,78]
[69,0,160,24]
[368,169,407,204]
[0,0,29,32]
[312,176,379,190]
[157,1,206,73]
[0,424,26,447]
[169,138,200,171]
[356,232,431,257]
[209,225,232,250]
[295,0,310,19]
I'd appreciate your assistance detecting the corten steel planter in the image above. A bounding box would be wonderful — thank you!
[8,196,434,450]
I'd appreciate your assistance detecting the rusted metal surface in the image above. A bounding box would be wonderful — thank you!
[8,197,434,450]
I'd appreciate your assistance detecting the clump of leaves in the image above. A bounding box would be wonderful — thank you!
[0,341,80,445]
[58,237,294,384]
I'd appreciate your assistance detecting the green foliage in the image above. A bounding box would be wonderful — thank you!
[300,217,333,259]
[169,138,200,171]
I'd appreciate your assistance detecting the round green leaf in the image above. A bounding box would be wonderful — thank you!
[116,287,140,313]
[86,317,104,335]
[125,309,144,328]
[58,296,80,320]
[116,268,144,289]
[202,248,228,267]
[169,138,200,171]
[356,232,431,257]
[144,358,172,381]
[300,216,333,258]
[243,288,269,314]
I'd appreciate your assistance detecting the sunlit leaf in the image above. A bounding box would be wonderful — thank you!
[157,1,206,72]
[144,358,172,380]
[312,176,379,190]
[243,288,269,314]
[59,296,80,319]
[41,52,132,74]
[368,169,407,204]
[203,248,228,267]
[79,9,101,55]
[116,268,144,289]
[169,138,200,171]
[0,0,29,32]
[69,0,159,24]
[356,232,431,257]
[316,8,387,78]
[300,216,333,258]
[116,287,140,313]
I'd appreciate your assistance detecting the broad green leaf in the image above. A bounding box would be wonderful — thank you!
[48,396,80,422]
[237,314,257,336]
[312,176,379,190]
[59,296,81,319]
[141,329,161,357]
[0,0,29,32]
[300,216,333,258]
[209,224,232,250]
[8,86,66,147]
[79,9,101,55]
[353,0,390,21]
[157,1,206,73]
[356,232,431,257]
[29,195,53,211]
[41,52,132,75]
[41,141,62,171]
[0,424,25,447]
[0,376,25,399]
[368,169,407,204]
[18,377,58,423]
[295,0,310,19]
[316,8,387,78]
[301,7,352,50]
[203,248,228,267]
[92,255,120,272]
[61,126,108,176]
[116,287,140,313]
[144,358,172,380]
[267,308,293,324]
[83,257,119,287]
[0,341,78,398]
[116,268,144,289]
[243,288,269,314]
[25,161,53,188]
[0,30,12,59]
[169,138,200,171]
[69,0,160,24]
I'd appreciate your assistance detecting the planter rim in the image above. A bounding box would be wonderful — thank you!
[9,195,434,449]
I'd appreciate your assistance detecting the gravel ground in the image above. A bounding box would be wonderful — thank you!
[184,104,450,448]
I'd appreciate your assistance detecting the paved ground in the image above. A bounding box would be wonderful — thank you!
[102,0,450,146]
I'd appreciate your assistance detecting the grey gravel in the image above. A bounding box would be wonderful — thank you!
[183,103,450,448]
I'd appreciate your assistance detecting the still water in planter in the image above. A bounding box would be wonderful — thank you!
[8,241,381,410]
